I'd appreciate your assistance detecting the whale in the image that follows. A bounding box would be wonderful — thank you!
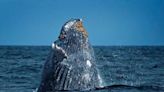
[37,19,102,92]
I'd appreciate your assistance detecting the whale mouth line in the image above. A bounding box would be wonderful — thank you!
[52,43,68,58]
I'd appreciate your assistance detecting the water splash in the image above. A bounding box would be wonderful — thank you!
[32,88,38,92]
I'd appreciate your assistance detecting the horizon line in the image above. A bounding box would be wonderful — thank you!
[0,44,164,47]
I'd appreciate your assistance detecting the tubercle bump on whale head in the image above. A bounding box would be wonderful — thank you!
[52,18,89,56]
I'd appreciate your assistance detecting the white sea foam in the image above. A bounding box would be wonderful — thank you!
[32,88,38,92]
[86,60,92,67]
[82,73,91,82]
[98,74,104,87]
[51,43,55,49]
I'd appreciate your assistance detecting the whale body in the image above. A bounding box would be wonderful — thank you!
[37,19,102,92]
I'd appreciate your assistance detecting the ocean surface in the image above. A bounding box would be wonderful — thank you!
[0,46,164,92]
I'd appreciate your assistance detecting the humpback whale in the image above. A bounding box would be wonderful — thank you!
[38,19,102,92]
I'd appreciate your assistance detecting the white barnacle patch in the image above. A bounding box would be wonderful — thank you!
[86,60,92,67]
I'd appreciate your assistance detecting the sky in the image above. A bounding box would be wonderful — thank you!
[0,0,164,46]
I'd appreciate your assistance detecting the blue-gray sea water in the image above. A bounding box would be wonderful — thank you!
[0,46,164,92]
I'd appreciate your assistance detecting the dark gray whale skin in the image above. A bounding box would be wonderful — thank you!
[37,19,101,92]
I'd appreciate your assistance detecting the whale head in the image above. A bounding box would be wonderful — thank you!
[52,18,90,56]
